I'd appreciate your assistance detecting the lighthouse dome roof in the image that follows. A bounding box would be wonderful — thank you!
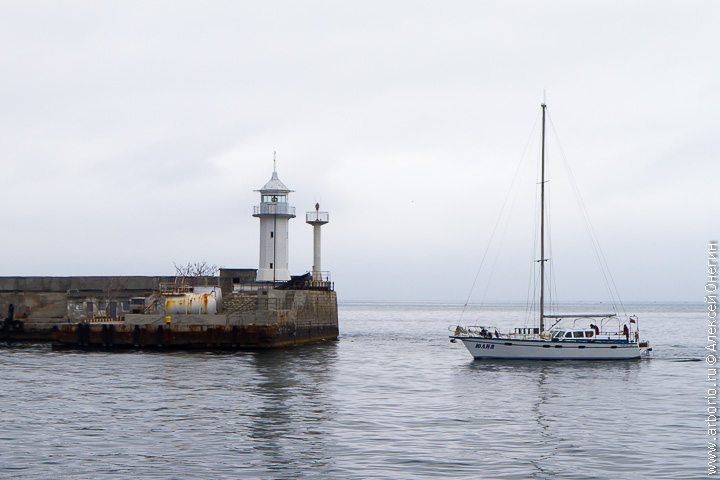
[257,170,293,193]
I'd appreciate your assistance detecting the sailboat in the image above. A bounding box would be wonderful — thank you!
[451,102,651,360]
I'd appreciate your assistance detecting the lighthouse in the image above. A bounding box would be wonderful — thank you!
[253,166,296,282]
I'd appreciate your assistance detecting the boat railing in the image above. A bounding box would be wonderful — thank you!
[451,325,497,335]
[451,325,538,339]
[451,324,637,342]
[450,325,496,338]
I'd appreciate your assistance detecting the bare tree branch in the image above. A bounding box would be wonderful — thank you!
[173,261,220,286]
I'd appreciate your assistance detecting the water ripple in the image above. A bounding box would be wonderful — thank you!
[0,303,705,479]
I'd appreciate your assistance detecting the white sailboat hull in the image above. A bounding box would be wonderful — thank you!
[454,337,643,360]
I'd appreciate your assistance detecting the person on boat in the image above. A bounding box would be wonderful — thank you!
[494,329,500,338]
[480,327,488,338]
[623,324,630,341]
[590,323,600,335]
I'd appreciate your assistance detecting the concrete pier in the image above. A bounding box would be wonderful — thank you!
[1,271,338,349]
[1,166,339,350]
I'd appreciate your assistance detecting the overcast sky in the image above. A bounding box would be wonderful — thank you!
[0,1,716,303]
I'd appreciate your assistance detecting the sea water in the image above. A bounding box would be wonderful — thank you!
[0,302,704,479]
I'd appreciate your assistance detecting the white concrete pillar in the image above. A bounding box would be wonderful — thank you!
[313,223,322,281]
[306,204,329,283]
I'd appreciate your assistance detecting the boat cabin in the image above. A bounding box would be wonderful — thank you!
[550,329,596,339]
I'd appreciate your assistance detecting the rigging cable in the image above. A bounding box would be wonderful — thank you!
[459,111,541,323]
[546,112,627,317]
[544,140,561,316]
[524,141,543,326]
[545,138,555,315]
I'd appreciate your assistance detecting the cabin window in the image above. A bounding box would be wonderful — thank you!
[585,330,594,337]
[564,332,573,338]
[573,331,584,338]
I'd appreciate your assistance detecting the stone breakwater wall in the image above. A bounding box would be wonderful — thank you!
[52,289,338,349]
[0,276,174,341]
[1,274,338,348]
[0,276,212,321]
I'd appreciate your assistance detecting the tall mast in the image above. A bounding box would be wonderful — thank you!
[539,102,547,333]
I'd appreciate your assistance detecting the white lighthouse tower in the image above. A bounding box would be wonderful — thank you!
[253,165,296,282]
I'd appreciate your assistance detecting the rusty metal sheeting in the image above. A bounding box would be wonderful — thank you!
[164,293,218,315]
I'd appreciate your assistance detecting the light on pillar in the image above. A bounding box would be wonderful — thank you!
[305,203,329,282]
